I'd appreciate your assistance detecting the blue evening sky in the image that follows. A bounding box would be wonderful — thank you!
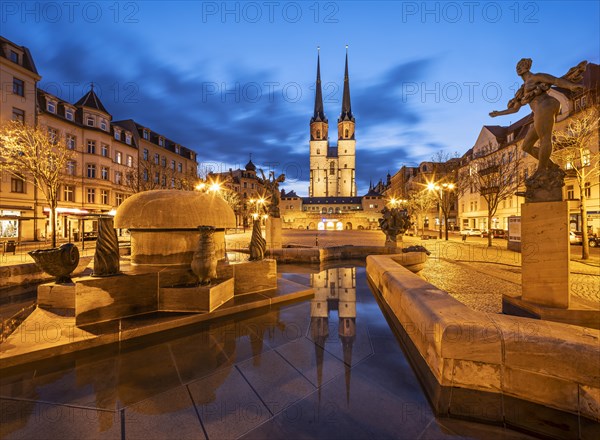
[2,1,598,195]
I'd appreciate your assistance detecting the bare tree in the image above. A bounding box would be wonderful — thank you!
[552,106,600,260]
[406,190,437,236]
[460,144,522,247]
[0,121,74,247]
[123,159,197,193]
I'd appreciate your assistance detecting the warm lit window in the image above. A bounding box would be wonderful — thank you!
[127,155,133,167]
[101,189,109,204]
[13,77,24,96]
[115,151,122,164]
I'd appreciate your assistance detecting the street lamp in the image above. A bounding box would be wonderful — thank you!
[428,182,455,240]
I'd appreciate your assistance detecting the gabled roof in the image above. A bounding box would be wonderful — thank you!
[0,36,39,76]
[74,88,110,115]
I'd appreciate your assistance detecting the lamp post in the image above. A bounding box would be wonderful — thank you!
[428,182,455,240]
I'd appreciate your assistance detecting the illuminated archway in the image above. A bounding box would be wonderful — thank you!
[318,222,325,230]
[336,221,343,231]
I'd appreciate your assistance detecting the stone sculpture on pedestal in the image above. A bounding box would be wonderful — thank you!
[93,217,120,277]
[261,170,286,218]
[490,58,587,202]
[191,226,218,285]
[249,219,267,260]
[28,243,79,284]
[379,206,412,247]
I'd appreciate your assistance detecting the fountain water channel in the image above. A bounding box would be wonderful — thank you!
[0,264,533,440]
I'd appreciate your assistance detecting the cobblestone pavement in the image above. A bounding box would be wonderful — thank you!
[224,229,600,314]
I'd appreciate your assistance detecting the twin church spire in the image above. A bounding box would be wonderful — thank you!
[311,46,354,140]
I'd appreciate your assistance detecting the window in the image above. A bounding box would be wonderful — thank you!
[127,155,133,167]
[47,127,58,144]
[329,162,335,175]
[63,185,75,202]
[12,107,25,122]
[10,177,25,193]
[125,134,131,145]
[115,151,122,164]
[584,182,591,198]
[316,149,320,154]
[9,50,19,63]
[13,78,24,96]
[171,178,176,188]
[116,193,125,206]
[566,185,574,199]
[100,120,107,131]
[87,164,96,178]
[159,137,164,147]
[114,130,121,141]
[316,130,321,138]
[161,156,166,167]
[154,153,160,165]
[161,174,167,186]
[101,144,109,157]
[66,160,76,175]
[86,116,94,126]
[154,172,160,184]
[143,169,148,182]
[47,101,56,113]
[171,160,176,170]
[175,145,180,154]
[87,188,96,203]
[583,149,591,167]
[345,129,349,138]
[65,109,74,121]
[115,171,122,185]
[178,163,183,173]
[101,166,109,180]
[143,130,149,140]
[143,149,149,161]
[101,190,109,204]
[66,134,76,150]
[87,140,96,154]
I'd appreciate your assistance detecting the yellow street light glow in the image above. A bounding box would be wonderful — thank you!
[195,183,206,191]
[252,213,258,219]
[448,183,455,190]
[427,182,436,191]
[208,183,221,192]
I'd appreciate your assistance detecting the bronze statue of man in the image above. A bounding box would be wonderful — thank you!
[490,58,586,175]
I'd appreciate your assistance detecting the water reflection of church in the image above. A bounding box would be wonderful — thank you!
[310,267,356,400]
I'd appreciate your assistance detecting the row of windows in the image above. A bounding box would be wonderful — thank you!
[142,149,184,172]
[45,101,74,121]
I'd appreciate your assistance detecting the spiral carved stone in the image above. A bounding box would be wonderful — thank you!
[191,226,218,285]
[93,217,120,277]
[249,219,266,261]
[29,243,79,284]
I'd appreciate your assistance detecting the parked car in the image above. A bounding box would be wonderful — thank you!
[569,231,583,245]
[483,229,507,239]
[460,228,483,237]
[589,235,600,248]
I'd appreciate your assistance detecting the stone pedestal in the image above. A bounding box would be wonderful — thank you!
[266,217,282,250]
[521,201,570,308]
[160,278,234,313]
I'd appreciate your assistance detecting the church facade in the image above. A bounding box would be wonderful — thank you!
[281,49,384,230]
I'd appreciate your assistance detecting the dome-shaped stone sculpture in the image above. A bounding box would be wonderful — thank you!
[114,190,235,265]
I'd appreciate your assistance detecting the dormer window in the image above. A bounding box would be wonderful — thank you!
[86,116,94,127]
[9,50,19,64]
[47,101,56,113]
[143,130,149,140]
[125,134,131,145]
[158,137,164,147]
[65,109,74,121]
[175,145,180,153]
[100,119,107,131]
[114,130,121,141]
[507,133,514,143]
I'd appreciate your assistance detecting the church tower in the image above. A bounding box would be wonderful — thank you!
[309,48,329,197]
[337,46,356,197]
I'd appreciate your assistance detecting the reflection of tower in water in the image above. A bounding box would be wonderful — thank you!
[309,267,356,403]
